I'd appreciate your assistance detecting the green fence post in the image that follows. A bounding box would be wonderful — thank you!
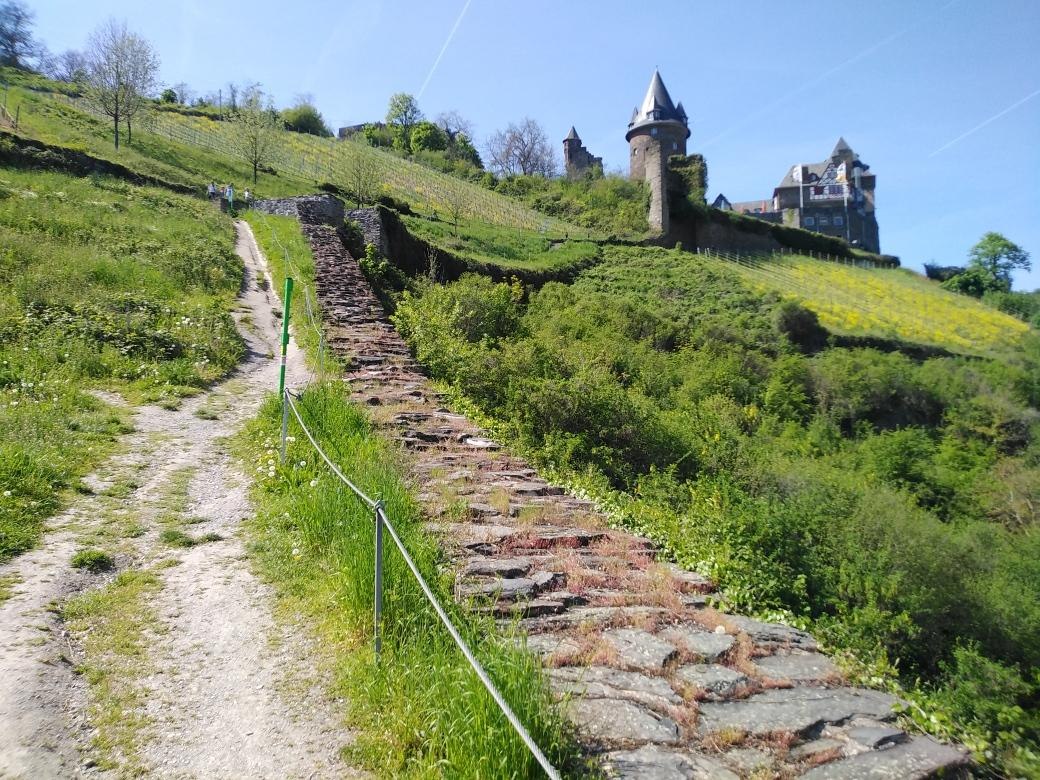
[278,277,294,397]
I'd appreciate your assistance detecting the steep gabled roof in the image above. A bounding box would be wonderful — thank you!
[626,70,690,139]
[564,126,580,142]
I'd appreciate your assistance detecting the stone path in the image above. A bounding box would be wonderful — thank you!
[302,206,969,779]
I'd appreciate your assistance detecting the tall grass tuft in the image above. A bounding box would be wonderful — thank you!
[240,383,584,778]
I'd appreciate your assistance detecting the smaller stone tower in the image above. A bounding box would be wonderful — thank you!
[626,70,690,234]
[563,127,602,178]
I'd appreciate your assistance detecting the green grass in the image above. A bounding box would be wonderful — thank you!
[1,74,312,199]
[0,164,244,563]
[158,528,221,547]
[239,384,582,778]
[242,211,330,369]
[402,213,601,274]
[71,548,116,573]
[62,569,163,775]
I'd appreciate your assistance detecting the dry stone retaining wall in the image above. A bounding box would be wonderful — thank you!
[252,194,345,226]
[294,207,968,779]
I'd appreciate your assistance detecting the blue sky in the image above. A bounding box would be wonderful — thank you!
[30,0,1040,288]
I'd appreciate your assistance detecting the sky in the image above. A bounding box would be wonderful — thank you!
[29,0,1040,288]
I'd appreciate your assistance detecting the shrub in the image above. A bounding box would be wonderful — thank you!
[774,301,828,353]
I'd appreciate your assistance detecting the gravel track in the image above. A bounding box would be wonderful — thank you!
[0,221,361,779]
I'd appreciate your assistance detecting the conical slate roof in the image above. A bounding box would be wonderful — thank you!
[626,70,690,139]
[831,136,852,157]
[564,126,580,142]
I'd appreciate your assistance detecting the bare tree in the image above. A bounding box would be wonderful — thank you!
[225,82,238,112]
[435,109,473,141]
[0,0,36,69]
[172,81,193,105]
[231,88,278,183]
[345,148,378,208]
[49,49,88,83]
[485,118,557,177]
[84,19,159,149]
[445,185,466,236]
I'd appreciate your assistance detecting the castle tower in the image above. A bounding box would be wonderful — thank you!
[563,126,602,178]
[626,70,690,234]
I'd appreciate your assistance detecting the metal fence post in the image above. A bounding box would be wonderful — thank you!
[373,500,385,663]
[280,391,290,463]
[278,277,294,397]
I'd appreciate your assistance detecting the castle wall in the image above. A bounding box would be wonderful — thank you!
[563,139,602,177]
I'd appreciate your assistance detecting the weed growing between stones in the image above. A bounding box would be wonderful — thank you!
[238,383,587,778]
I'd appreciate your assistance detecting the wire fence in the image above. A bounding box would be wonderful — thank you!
[247,206,561,777]
[280,389,561,779]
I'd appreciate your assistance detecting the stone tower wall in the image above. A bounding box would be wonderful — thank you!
[629,125,689,234]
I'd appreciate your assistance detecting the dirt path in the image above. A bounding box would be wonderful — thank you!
[0,222,360,778]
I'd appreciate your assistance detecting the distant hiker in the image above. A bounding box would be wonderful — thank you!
[243,189,252,207]
[226,184,234,210]
[207,182,216,200]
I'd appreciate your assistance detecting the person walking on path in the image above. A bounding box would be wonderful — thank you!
[207,182,216,200]
[226,184,235,210]
[243,188,252,208]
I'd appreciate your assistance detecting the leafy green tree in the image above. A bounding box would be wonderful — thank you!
[160,87,177,103]
[942,266,1001,298]
[281,100,331,137]
[410,120,447,154]
[968,232,1031,292]
[385,92,423,149]
[449,132,482,168]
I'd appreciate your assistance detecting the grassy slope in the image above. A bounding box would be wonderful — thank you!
[402,213,600,274]
[0,70,583,236]
[580,247,1027,357]
[722,253,1028,356]
[0,165,244,562]
[2,80,312,197]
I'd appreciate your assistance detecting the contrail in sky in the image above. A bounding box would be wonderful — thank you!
[699,0,961,149]
[418,0,473,99]
[929,88,1040,156]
